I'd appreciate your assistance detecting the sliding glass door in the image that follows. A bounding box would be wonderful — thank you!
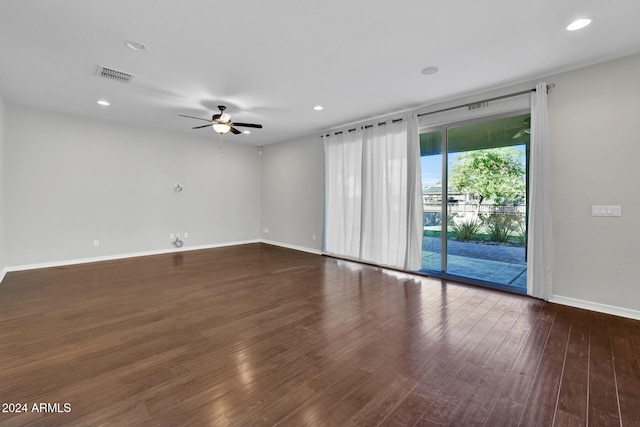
[421,129,444,272]
[420,113,529,293]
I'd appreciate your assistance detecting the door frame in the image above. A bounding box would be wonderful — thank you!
[419,109,530,294]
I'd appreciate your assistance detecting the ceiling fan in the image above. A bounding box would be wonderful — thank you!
[179,105,263,135]
[512,117,531,139]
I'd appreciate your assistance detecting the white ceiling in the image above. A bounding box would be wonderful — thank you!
[1,0,639,146]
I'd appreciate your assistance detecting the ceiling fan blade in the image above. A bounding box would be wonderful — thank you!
[179,114,212,122]
[512,128,532,139]
[512,130,525,139]
[193,124,213,129]
[233,122,263,129]
[229,126,242,135]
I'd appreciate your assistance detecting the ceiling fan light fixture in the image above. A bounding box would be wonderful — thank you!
[180,105,262,136]
[213,123,231,134]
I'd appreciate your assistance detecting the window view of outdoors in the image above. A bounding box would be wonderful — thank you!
[421,114,529,292]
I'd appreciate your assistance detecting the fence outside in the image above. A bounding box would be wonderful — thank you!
[424,203,526,216]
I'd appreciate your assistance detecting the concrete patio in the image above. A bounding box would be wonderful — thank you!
[421,236,527,289]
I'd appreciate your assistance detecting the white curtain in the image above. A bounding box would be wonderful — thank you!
[527,82,554,299]
[405,114,423,270]
[324,114,422,270]
[324,129,363,258]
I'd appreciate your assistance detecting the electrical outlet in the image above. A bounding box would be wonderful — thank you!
[170,233,174,240]
[264,227,269,234]
[312,234,316,241]
[184,232,189,239]
[93,240,100,247]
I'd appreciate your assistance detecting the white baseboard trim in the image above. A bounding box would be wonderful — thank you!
[260,240,323,256]
[3,240,261,274]
[550,295,640,321]
[0,268,6,285]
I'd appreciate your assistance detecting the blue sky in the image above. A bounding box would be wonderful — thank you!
[421,154,444,188]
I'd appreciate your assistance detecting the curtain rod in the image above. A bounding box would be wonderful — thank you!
[417,83,555,118]
[321,83,554,137]
[321,119,403,137]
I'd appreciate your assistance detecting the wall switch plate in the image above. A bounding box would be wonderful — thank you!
[592,205,622,217]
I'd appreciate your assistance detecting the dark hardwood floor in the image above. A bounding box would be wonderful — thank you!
[0,243,638,426]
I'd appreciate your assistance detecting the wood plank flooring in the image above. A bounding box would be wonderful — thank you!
[0,243,639,426]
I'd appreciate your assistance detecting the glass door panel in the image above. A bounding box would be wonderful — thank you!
[421,114,529,293]
[420,130,443,272]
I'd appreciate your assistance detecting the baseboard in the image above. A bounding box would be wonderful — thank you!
[0,267,6,285]
[260,239,323,256]
[3,240,261,274]
[550,295,640,321]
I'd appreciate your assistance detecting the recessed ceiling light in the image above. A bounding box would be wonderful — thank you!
[313,105,324,111]
[567,18,591,31]
[125,40,147,51]
[243,130,251,134]
[97,100,110,106]
[422,66,439,75]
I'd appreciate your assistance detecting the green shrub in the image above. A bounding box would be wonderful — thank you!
[451,218,482,241]
[481,214,517,243]
[514,217,527,245]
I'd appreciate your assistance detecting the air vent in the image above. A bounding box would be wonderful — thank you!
[96,65,135,83]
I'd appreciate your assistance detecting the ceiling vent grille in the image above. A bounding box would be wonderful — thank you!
[96,65,135,83]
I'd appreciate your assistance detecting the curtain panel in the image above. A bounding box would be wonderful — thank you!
[324,114,422,270]
[527,82,554,299]
[324,129,363,259]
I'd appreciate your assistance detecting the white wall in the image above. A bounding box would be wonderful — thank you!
[0,94,6,276]
[260,134,324,253]
[3,54,639,315]
[260,53,640,316]
[4,105,261,267]
[548,53,640,312]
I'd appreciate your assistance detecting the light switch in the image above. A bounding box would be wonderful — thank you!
[592,205,621,217]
